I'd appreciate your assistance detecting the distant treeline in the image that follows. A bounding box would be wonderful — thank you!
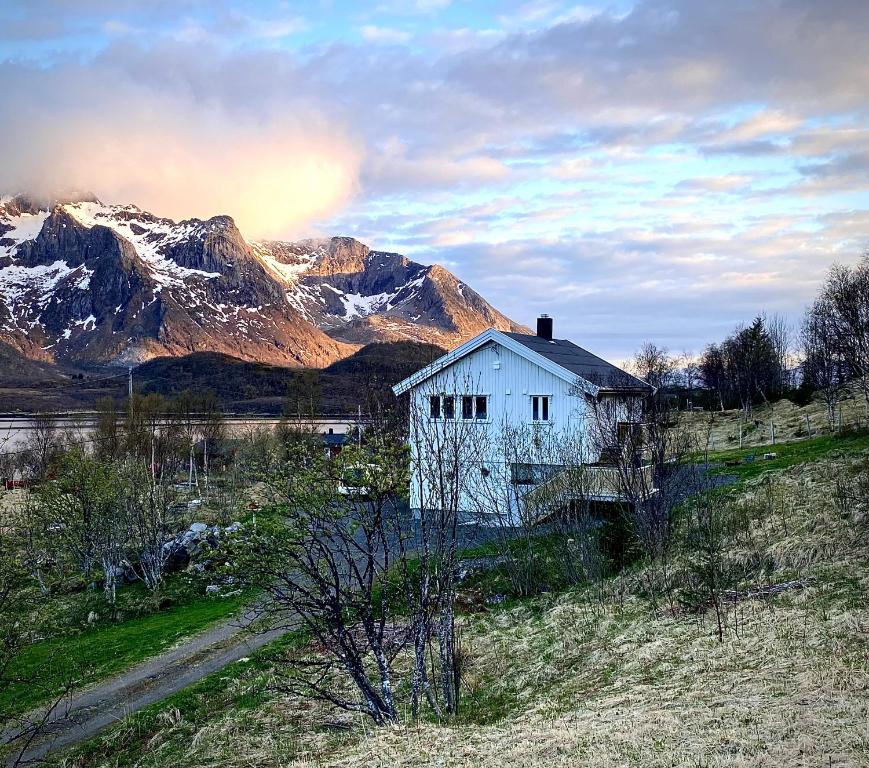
[681,255,869,424]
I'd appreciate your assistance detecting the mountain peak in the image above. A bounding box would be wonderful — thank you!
[2,191,101,216]
[306,236,370,276]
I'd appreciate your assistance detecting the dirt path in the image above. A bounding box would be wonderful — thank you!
[6,607,290,766]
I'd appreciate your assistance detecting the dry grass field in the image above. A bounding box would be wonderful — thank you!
[59,441,869,768]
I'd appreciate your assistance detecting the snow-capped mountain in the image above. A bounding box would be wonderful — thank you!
[253,236,525,347]
[0,194,525,368]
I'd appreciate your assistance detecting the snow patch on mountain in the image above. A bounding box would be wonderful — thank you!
[64,202,221,289]
[252,242,318,284]
[0,260,77,308]
[0,208,51,260]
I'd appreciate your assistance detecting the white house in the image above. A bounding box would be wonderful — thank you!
[392,316,652,525]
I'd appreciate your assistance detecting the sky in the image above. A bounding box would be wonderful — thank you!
[1,0,868,360]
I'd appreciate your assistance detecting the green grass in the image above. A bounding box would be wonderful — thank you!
[703,430,869,482]
[59,631,305,768]
[1,588,252,718]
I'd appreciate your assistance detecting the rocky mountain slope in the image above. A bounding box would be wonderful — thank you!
[0,194,525,368]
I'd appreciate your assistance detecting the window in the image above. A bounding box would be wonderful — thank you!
[443,395,455,420]
[511,462,536,485]
[475,396,487,420]
[510,463,562,486]
[617,421,643,445]
[455,394,487,420]
[429,395,456,420]
[531,395,550,422]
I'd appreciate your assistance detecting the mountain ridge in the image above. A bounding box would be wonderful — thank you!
[0,194,527,370]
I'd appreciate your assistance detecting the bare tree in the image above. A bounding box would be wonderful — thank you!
[406,376,481,719]
[580,368,694,610]
[802,297,849,428]
[28,451,126,609]
[631,342,678,393]
[119,459,173,591]
[231,429,411,725]
[817,256,869,413]
[681,350,700,410]
[19,413,60,482]
[93,397,122,461]
[700,344,728,412]
[764,312,793,396]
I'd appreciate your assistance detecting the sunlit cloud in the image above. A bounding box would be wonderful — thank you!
[0,68,362,238]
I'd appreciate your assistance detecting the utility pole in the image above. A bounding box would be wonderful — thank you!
[127,366,134,427]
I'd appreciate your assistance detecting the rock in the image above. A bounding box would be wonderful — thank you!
[486,593,507,605]
[190,522,208,534]
[205,585,220,595]
[224,522,242,534]
[87,611,99,624]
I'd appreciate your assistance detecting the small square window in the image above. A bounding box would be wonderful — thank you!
[531,395,550,422]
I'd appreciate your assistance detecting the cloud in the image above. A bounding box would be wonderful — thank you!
[0,60,362,239]
[1,0,868,357]
[674,174,754,193]
[360,25,411,44]
[362,138,511,193]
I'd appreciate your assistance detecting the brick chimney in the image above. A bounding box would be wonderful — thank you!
[536,314,553,341]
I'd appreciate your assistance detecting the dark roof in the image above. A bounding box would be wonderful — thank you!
[322,433,349,447]
[502,332,650,392]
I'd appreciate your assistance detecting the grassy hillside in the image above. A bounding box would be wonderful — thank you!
[55,433,869,768]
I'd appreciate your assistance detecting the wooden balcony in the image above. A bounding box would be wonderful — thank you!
[522,462,656,523]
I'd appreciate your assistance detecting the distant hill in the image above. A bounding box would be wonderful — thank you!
[135,341,446,414]
[0,340,69,388]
